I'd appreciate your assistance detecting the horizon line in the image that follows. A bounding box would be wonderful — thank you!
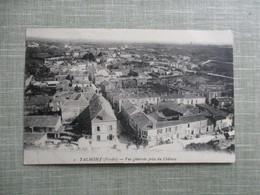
[26,28,233,45]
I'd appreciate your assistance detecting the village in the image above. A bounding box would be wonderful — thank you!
[24,41,235,153]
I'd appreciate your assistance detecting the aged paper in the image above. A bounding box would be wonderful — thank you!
[24,29,235,164]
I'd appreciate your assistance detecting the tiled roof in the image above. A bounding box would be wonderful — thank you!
[155,102,198,115]
[72,80,92,84]
[155,114,207,129]
[81,92,94,101]
[120,93,159,100]
[92,110,116,122]
[179,114,207,123]
[62,93,89,107]
[89,94,116,122]
[89,94,102,121]
[196,104,230,117]
[132,112,153,130]
[100,80,110,86]
[121,100,133,110]
[183,94,205,99]
[213,115,226,121]
[25,95,52,106]
[149,111,167,121]
[24,115,60,127]
[161,94,183,99]
[161,94,205,99]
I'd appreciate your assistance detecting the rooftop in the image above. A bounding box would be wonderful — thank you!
[24,115,61,127]
[155,114,207,129]
[89,94,116,122]
[196,104,230,117]
[161,94,205,99]
[62,93,90,107]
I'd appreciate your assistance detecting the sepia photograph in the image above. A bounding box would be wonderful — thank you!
[23,29,235,164]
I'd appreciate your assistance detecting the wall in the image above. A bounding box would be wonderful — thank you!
[0,1,259,195]
[92,121,117,142]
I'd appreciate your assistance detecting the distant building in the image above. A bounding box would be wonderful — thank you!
[100,81,116,97]
[199,84,225,92]
[161,94,206,105]
[211,97,233,108]
[93,69,111,85]
[205,91,223,104]
[117,93,160,112]
[72,80,92,88]
[24,95,52,115]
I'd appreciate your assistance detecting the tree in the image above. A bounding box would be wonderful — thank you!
[74,85,82,92]
[83,53,96,61]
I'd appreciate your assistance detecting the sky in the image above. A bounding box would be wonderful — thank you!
[26,28,233,45]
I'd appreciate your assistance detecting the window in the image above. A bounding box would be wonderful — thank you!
[109,125,113,130]
[33,127,46,133]
[24,127,32,133]
[47,128,53,132]
[142,131,148,137]
[97,126,100,131]
[157,129,162,134]
[97,135,101,141]
[175,126,178,130]
[108,134,113,140]
[188,124,190,128]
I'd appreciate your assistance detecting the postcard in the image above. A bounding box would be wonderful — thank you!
[24,28,235,164]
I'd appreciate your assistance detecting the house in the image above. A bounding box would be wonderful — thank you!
[93,69,111,85]
[211,97,233,108]
[24,115,63,142]
[72,80,92,88]
[121,101,214,146]
[49,91,72,112]
[121,100,154,137]
[161,94,206,105]
[24,115,62,133]
[196,104,233,131]
[199,84,225,92]
[146,102,200,120]
[89,94,117,142]
[61,93,92,124]
[24,95,52,115]
[118,93,160,112]
[205,91,223,104]
[45,81,60,87]
[100,80,116,96]
[144,114,214,146]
